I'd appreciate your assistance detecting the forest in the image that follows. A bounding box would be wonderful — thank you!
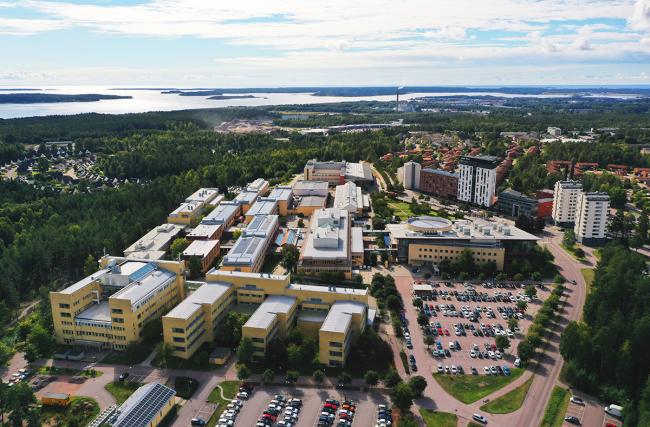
[560,244,650,426]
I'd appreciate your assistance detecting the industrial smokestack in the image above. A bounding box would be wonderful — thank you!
[396,87,400,112]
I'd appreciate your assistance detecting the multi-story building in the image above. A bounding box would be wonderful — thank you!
[100,382,176,427]
[387,216,538,270]
[419,169,459,199]
[267,186,293,215]
[162,269,372,365]
[201,202,240,228]
[221,215,278,273]
[50,257,185,350]
[574,192,609,245]
[185,188,221,205]
[334,181,364,215]
[304,159,372,186]
[457,155,499,207]
[298,208,359,279]
[292,180,329,197]
[547,127,562,137]
[162,282,234,359]
[187,223,223,241]
[167,200,205,226]
[552,180,583,226]
[245,198,278,223]
[397,161,421,190]
[182,240,221,273]
[123,223,185,260]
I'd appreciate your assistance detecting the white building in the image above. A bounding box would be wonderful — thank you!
[398,161,421,190]
[547,127,562,137]
[574,192,609,245]
[334,181,363,215]
[457,155,499,207]
[552,180,583,226]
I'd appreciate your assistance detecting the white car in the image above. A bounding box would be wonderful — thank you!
[484,366,490,375]
[514,358,522,367]
[451,365,457,374]
[437,364,444,373]
[472,413,488,424]
[236,391,249,399]
[470,350,477,358]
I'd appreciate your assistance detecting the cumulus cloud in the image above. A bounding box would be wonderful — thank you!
[630,0,650,31]
[438,26,468,40]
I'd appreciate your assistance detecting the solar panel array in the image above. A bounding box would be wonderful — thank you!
[113,383,175,427]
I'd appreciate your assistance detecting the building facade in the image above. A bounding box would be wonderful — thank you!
[574,192,609,245]
[419,169,459,198]
[552,180,583,226]
[398,161,421,190]
[457,155,499,207]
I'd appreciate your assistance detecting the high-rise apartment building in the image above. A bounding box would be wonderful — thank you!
[552,180,583,226]
[457,155,499,207]
[574,192,609,245]
[398,161,421,190]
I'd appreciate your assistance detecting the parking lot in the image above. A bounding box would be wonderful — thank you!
[408,280,552,376]
[232,385,387,427]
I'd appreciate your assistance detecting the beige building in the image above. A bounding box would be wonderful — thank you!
[552,180,583,226]
[182,239,221,273]
[50,257,185,350]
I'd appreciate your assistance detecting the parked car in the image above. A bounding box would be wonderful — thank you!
[472,413,488,424]
[191,418,206,426]
[570,396,584,405]
[564,415,580,425]
[118,372,129,381]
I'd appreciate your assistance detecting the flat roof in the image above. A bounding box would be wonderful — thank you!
[124,223,184,255]
[246,199,278,217]
[247,178,269,193]
[298,196,327,207]
[183,240,219,258]
[301,208,349,261]
[75,301,111,323]
[165,282,232,320]
[320,301,366,334]
[244,295,296,330]
[293,180,329,191]
[234,190,259,205]
[207,269,288,281]
[112,382,176,427]
[125,250,166,260]
[223,236,266,267]
[245,214,278,237]
[58,268,110,294]
[298,310,328,323]
[334,182,361,211]
[387,217,539,242]
[351,227,364,254]
[345,162,373,181]
[169,200,203,216]
[111,266,176,307]
[288,283,368,296]
[202,203,239,225]
[185,188,219,204]
[268,186,293,202]
[422,168,459,178]
[187,223,222,239]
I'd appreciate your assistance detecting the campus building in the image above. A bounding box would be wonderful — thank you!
[497,189,553,219]
[298,208,359,279]
[123,223,185,260]
[102,382,176,427]
[397,161,421,190]
[50,257,185,350]
[419,169,458,199]
[304,159,372,186]
[574,192,610,245]
[292,180,329,197]
[167,188,222,226]
[221,215,279,273]
[162,269,372,365]
[182,240,221,273]
[201,202,240,228]
[387,216,538,270]
[245,198,279,223]
[334,181,365,215]
[267,186,293,215]
[457,155,499,207]
[187,223,223,241]
[552,180,583,226]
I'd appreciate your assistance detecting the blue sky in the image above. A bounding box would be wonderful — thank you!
[1,0,650,86]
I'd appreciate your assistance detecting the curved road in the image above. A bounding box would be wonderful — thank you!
[391,227,596,427]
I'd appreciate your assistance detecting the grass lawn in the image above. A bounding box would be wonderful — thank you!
[387,200,415,221]
[468,423,483,427]
[41,397,99,427]
[581,268,595,293]
[419,409,457,427]
[540,386,570,427]
[399,350,411,374]
[432,368,524,404]
[206,381,240,427]
[561,243,586,262]
[480,375,534,414]
[105,381,140,404]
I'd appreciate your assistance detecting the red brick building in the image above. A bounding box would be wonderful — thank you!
[419,168,459,198]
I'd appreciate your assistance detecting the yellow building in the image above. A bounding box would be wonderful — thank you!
[221,215,278,273]
[162,282,234,359]
[50,257,185,351]
[167,200,205,226]
[409,244,505,270]
[163,269,372,364]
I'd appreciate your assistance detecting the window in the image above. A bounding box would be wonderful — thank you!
[59,303,70,309]
[174,346,186,352]
[330,341,342,348]
[172,327,185,333]
[173,337,185,343]
[112,317,124,324]
[111,308,123,314]
[329,351,343,357]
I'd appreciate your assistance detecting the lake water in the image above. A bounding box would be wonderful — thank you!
[0,86,640,119]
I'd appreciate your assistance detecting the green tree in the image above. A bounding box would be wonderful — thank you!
[408,375,427,397]
[237,364,250,380]
[313,369,325,383]
[516,300,528,311]
[517,340,534,362]
[157,342,174,368]
[286,370,299,383]
[384,369,401,387]
[412,297,423,308]
[187,256,203,279]
[495,335,511,352]
[524,285,537,299]
[417,313,428,327]
[25,323,54,361]
[82,254,96,276]
[142,319,163,343]
[386,295,402,312]
[287,343,302,367]
[262,368,275,383]
[364,370,379,387]
[391,382,414,411]
[170,238,190,260]
[236,337,254,365]
[215,312,247,348]
[280,244,300,274]
[563,230,576,248]
[507,318,519,331]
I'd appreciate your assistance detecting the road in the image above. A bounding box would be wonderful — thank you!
[388,226,600,427]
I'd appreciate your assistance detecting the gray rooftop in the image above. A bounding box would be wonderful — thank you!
[422,168,459,178]
[202,203,239,225]
[59,268,110,294]
[187,223,222,239]
[185,188,220,204]
[268,186,293,202]
[110,266,176,308]
[246,199,278,217]
[301,208,349,261]
[234,190,259,205]
[183,239,219,258]
[75,301,111,323]
[298,195,327,207]
[111,382,176,427]
[245,215,278,237]
[320,301,366,334]
[223,236,266,267]
[124,223,184,255]
[288,283,368,296]
[165,282,232,320]
[351,227,364,254]
[244,295,297,330]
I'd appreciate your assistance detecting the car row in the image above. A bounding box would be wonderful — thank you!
[236,383,254,400]
[215,398,243,427]
[255,394,302,427]
[317,398,341,427]
[375,404,392,427]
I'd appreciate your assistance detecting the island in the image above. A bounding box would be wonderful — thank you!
[0,93,132,104]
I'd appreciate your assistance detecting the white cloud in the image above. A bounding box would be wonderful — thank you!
[630,0,650,31]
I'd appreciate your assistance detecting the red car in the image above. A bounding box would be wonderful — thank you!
[444,329,450,336]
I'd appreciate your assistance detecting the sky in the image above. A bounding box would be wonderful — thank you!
[1,0,650,87]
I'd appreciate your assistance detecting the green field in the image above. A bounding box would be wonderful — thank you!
[581,268,595,292]
[206,381,240,427]
[480,375,534,414]
[540,386,570,427]
[432,369,524,404]
[387,200,417,220]
[105,381,140,404]
[420,409,458,427]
